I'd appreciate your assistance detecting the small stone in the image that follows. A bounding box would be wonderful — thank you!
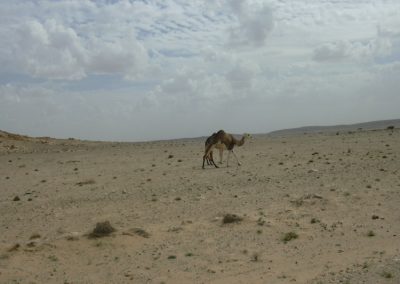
[65,232,80,241]
[29,233,41,240]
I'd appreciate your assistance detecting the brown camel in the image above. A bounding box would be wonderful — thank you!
[202,130,250,169]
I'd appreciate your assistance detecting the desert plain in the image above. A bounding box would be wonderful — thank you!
[0,125,399,283]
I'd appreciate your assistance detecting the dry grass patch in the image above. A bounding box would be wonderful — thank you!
[282,232,298,243]
[123,228,150,238]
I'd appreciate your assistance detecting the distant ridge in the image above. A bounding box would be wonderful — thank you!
[2,119,399,142]
[0,130,31,141]
[268,119,400,136]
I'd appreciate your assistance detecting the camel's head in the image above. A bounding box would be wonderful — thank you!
[236,133,251,146]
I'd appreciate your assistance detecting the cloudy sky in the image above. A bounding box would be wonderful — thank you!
[0,0,399,141]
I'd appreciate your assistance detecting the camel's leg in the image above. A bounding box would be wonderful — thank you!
[203,147,211,168]
[218,148,223,164]
[226,151,231,167]
[231,149,241,166]
[209,150,218,168]
[203,145,219,169]
[203,151,209,169]
[206,151,214,165]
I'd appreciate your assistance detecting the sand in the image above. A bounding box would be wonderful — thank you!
[1,128,399,283]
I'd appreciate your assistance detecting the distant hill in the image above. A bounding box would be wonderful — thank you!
[2,119,399,143]
[267,119,400,136]
[0,130,31,141]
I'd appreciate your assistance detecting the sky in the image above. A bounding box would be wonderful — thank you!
[0,0,399,141]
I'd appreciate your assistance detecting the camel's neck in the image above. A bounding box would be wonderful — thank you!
[235,135,246,147]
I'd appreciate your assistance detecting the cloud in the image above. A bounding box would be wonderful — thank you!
[312,41,349,61]
[14,20,87,80]
[227,0,274,47]
[313,36,393,63]
[147,70,227,110]
[0,83,64,135]
[225,61,259,92]
[87,34,148,79]
[11,19,149,80]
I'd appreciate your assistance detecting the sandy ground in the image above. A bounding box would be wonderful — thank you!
[0,128,399,283]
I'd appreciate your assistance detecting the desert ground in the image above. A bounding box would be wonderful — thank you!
[1,127,399,283]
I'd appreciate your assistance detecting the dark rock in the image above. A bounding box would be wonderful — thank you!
[222,214,243,224]
[88,221,116,238]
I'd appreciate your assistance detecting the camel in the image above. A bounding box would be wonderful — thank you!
[202,130,251,169]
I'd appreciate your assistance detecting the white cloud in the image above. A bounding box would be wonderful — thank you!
[313,41,350,61]
[10,18,149,80]
[87,34,148,79]
[14,20,88,80]
[227,0,274,47]
[225,61,259,92]
[313,36,393,63]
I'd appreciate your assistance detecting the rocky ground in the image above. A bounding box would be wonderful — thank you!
[0,127,399,283]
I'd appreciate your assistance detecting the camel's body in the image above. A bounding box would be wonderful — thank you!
[204,134,226,165]
[202,130,249,169]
